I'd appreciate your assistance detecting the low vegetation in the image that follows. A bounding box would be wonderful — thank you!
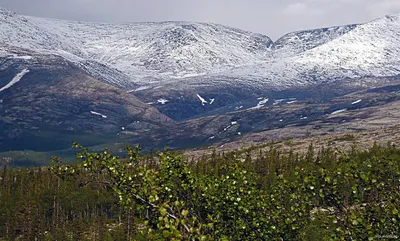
[0,142,399,240]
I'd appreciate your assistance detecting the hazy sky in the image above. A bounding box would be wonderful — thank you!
[1,0,400,40]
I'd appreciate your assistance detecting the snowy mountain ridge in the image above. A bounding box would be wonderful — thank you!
[0,8,274,85]
[1,7,400,91]
[272,24,358,57]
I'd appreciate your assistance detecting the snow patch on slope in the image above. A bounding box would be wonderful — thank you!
[6,54,33,60]
[90,111,107,118]
[197,94,208,106]
[330,109,347,115]
[0,69,30,92]
[157,98,169,105]
[249,98,269,109]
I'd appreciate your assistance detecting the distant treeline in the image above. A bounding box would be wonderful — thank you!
[0,142,399,240]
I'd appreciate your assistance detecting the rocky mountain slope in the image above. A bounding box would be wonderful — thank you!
[0,53,173,152]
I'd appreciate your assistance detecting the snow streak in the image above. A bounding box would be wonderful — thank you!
[0,69,30,93]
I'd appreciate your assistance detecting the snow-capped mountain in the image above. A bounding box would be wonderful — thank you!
[0,7,274,86]
[1,7,400,121]
[3,7,400,91]
[2,8,400,89]
[219,14,400,89]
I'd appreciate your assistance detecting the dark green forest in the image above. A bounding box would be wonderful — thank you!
[0,142,399,240]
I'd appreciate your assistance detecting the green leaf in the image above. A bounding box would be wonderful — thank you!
[160,207,167,216]
[181,209,189,217]
[162,230,170,238]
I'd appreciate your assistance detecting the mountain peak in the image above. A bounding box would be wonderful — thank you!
[0,7,16,16]
[383,13,400,22]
